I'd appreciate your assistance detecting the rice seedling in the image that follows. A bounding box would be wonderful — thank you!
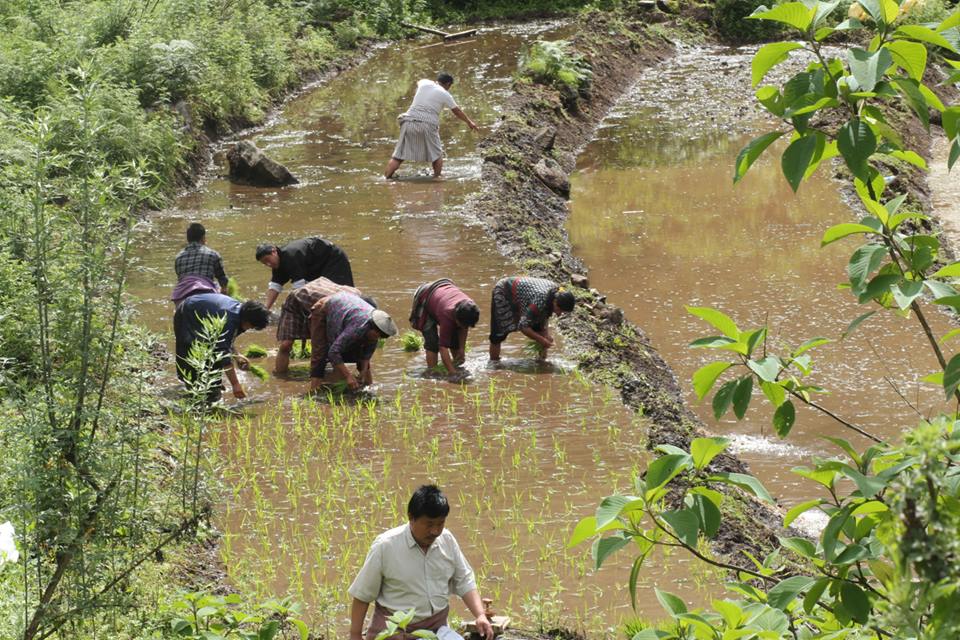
[225,277,241,300]
[399,331,424,352]
[213,375,681,635]
[292,340,311,359]
[244,343,269,358]
[248,364,270,381]
[523,339,547,359]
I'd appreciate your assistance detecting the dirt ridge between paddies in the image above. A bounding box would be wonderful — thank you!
[463,6,792,569]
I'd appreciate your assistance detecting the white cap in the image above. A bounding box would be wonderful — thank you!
[371,310,397,337]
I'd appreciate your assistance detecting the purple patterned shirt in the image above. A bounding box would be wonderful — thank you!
[324,292,376,366]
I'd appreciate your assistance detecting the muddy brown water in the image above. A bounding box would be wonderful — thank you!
[568,45,955,528]
[129,24,716,635]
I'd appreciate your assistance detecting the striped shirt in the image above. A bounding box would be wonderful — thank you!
[175,242,228,288]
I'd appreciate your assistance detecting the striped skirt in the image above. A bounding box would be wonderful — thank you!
[392,117,443,162]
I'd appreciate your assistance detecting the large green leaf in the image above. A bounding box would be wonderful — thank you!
[692,361,733,400]
[773,399,796,437]
[593,533,631,569]
[781,133,820,191]
[661,508,700,547]
[834,543,870,565]
[837,118,877,183]
[596,495,641,528]
[748,2,815,30]
[691,436,730,470]
[813,0,841,28]
[821,223,878,246]
[767,576,817,610]
[938,9,960,33]
[779,535,817,559]
[655,588,688,616]
[943,352,960,399]
[950,139,960,172]
[685,306,739,338]
[839,583,871,624]
[708,472,774,503]
[734,131,785,183]
[891,77,930,131]
[753,42,804,87]
[884,40,928,81]
[690,493,721,538]
[847,244,887,288]
[822,505,852,561]
[732,375,754,420]
[803,577,831,614]
[784,498,825,527]
[645,454,692,492]
[891,279,923,310]
[841,310,876,340]
[712,379,738,419]
[747,356,782,382]
[943,106,960,141]
[895,24,957,52]
[846,47,892,92]
[760,380,787,407]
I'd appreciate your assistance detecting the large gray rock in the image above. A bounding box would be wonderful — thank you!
[226,140,298,187]
[533,157,570,198]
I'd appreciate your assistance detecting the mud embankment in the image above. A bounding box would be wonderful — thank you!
[465,8,788,563]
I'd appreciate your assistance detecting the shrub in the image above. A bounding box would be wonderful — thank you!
[520,39,592,92]
[712,0,784,43]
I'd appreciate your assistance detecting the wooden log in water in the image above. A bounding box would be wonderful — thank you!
[401,22,450,37]
[443,28,478,40]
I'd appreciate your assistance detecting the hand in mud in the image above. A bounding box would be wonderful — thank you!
[474,614,494,640]
[447,370,467,383]
[345,375,361,392]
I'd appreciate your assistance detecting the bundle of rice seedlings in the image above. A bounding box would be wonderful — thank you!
[245,344,268,358]
[524,340,547,358]
[248,364,270,381]
[292,341,311,359]
[400,331,424,352]
[225,277,241,300]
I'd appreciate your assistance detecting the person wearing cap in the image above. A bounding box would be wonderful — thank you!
[274,276,369,375]
[384,72,479,180]
[172,222,229,305]
[488,276,576,361]
[308,291,397,392]
[409,279,480,375]
[348,484,494,640]
[255,236,354,310]
[173,293,270,402]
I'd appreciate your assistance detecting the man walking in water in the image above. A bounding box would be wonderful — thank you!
[384,72,479,180]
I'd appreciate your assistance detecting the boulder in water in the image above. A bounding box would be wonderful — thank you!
[226,140,298,187]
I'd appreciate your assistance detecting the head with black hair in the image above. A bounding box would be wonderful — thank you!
[555,290,575,313]
[454,300,480,328]
[255,244,280,269]
[186,223,206,243]
[407,484,450,549]
[436,72,454,89]
[239,301,270,331]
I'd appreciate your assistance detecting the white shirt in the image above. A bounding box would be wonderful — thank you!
[401,79,458,125]
[348,524,477,620]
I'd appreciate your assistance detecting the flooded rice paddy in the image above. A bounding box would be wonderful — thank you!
[130,23,718,635]
[568,45,955,517]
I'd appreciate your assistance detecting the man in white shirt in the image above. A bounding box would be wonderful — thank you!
[348,485,494,640]
[384,73,479,180]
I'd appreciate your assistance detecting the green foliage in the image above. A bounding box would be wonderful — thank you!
[244,343,269,358]
[577,2,960,637]
[400,330,424,352]
[292,340,312,359]
[713,0,785,42]
[225,276,241,300]
[520,39,593,93]
[163,592,310,640]
[248,363,270,381]
[523,339,548,358]
[373,608,437,640]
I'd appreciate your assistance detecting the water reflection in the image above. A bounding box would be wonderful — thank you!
[569,46,954,507]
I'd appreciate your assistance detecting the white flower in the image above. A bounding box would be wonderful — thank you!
[0,521,19,565]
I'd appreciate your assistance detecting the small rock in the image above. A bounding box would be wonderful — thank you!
[571,273,590,289]
[600,305,624,327]
[226,140,299,187]
[532,125,556,152]
[533,157,570,198]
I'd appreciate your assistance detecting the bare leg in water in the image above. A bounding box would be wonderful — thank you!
[384,157,402,179]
